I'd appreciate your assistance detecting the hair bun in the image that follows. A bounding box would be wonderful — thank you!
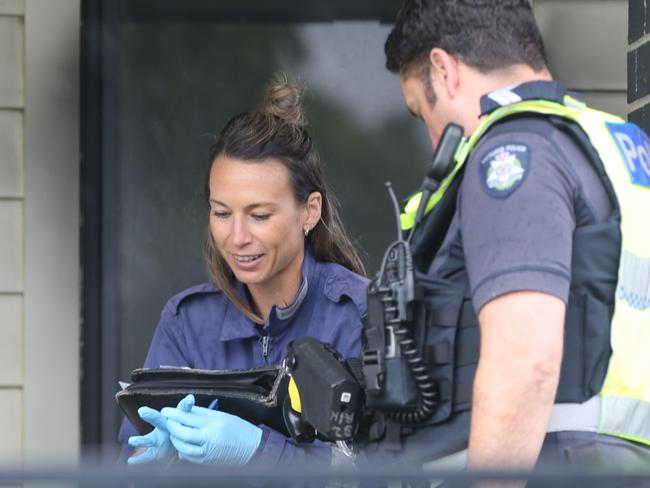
[262,74,307,127]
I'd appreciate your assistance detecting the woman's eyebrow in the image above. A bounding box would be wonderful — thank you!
[245,202,276,211]
[209,199,276,210]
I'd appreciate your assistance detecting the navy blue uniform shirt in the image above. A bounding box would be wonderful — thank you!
[431,80,614,310]
[119,248,368,466]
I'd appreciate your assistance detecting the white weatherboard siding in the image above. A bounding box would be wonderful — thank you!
[0,0,24,467]
[0,15,23,108]
[0,201,22,293]
[0,0,80,466]
[23,0,80,463]
[0,111,23,197]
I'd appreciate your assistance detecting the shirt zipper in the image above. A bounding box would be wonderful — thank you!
[261,335,270,363]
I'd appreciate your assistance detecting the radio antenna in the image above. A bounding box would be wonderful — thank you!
[385,181,403,242]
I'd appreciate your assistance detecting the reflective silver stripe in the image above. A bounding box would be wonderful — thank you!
[487,87,522,106]
[422,448,467,471]
[600,395,650,441]
[546,396,600,433]
[418,397,600,475]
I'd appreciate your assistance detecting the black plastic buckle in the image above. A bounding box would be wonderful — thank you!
[361,349,385,395]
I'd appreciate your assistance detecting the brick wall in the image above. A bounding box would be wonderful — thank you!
[628,0,650,127]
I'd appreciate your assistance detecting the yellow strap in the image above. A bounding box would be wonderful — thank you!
[288,376,302,413]
[400,138,470,230]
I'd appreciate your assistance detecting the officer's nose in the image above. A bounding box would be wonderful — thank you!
[230,215,252,247]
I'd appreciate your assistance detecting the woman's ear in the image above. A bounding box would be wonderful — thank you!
[303,192,322,234]
[429,47,460,98]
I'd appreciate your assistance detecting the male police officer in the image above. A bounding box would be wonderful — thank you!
[382,0,650,476]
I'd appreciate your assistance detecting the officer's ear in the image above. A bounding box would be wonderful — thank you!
[428,48,460,99]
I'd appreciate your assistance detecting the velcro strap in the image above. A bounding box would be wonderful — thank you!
[459,301,478,328]
[345,357,365,386]
[427,302,478,328]
[425,341,478,367]
[427,308,458,327]
[434,381,472,408]
[455,338,479,367]
[425,343,451,365]
[453,382,473,407]
[438,380,451,401]
[384,420,403,451]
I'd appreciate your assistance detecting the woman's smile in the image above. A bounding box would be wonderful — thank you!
[230,253,265,270]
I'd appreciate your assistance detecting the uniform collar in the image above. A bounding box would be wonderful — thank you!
[479,80,578,116]
[219,246,317,341]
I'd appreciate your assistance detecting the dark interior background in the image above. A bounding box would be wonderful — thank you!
[83,0,431,445]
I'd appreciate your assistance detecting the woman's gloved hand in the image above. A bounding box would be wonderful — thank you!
[127,394,195,465]
[162,397,263,466]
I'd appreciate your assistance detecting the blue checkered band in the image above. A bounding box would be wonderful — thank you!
[617,251,650,311]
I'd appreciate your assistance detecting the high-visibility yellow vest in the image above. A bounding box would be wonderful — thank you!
[402,95,650,444]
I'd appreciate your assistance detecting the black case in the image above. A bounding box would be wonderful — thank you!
[115,366,289,436]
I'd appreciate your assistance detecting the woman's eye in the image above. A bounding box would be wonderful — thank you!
[212,211,230,220]
[251,213,271,222]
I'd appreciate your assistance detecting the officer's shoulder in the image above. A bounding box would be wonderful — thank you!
[318,262,369,315]
[470,115,567,174]
[479,114,560,145]
[165,283,223,316]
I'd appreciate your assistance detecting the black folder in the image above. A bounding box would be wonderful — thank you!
[115,366,289,436]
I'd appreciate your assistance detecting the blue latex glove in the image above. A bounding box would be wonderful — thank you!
[127,394,195,465]
[162,400,263,465]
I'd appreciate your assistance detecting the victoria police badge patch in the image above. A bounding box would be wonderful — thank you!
[480,144,530,198]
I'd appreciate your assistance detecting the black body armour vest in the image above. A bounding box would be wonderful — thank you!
[359,115,620,464]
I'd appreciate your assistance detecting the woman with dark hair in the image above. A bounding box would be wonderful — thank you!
[120,75,367,467]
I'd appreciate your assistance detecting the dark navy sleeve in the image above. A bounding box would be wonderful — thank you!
[460,119,578,312]
[117,300,192,449]
[326,301,363,360]
[322,271,368,360]
[250,427,333,467]
[142,301,193,369]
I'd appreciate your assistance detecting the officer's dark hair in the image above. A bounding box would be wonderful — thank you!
[385,0,547,94]
[204,74,366,323]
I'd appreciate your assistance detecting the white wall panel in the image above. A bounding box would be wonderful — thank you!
[0,389,22,463]
[0,111,23,197]
[0,295,22,385]
[0,0,24,15]
[535,1,627,90]
[0,201,22,292]
[0,16,23,107]
[578,91,628,118]
[23,0,80,462]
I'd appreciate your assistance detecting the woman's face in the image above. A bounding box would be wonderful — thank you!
[208,155,317,292]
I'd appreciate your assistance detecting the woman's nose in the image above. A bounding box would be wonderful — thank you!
[230,216,252,247]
